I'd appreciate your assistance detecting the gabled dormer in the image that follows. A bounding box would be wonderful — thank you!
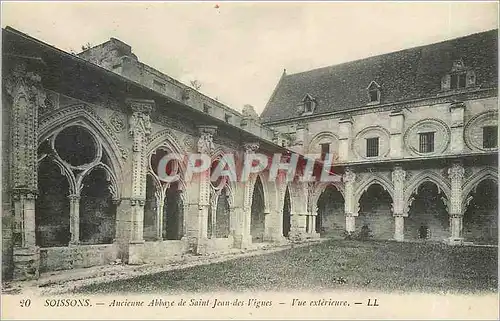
[300,93,317,115]
[367,81,381,105]
[441,58,476,91]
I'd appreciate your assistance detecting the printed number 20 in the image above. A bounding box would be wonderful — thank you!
[20,299,31,307]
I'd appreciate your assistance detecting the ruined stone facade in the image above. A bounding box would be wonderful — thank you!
[1,27,498,281]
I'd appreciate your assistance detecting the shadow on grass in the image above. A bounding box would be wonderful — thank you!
[72,240,498,295]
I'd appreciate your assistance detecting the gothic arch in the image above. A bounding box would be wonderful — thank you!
[78,163,120,200]
[147,129,186,157]
[38,156,77,195]
[38,104,125,195]
[311,182,345,212]
[462,167,499,210]
[249,173,271,213]
[355,174,395,204]
[404,170,451,205]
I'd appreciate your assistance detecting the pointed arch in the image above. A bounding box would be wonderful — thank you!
[147,129,186,156]
[311,182,345,210]
[462,167,499,210]
[38,104,125,196]
[355,174,394,204]
[404,170,451,204]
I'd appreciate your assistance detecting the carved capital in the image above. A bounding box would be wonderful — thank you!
[67,194,81,201]
[343,167,356,183]
[391,166,406,184]
[4,62,46,109]
[448,162,465,182]
[130,198,146,207]
[197,125,217,154]
[11,188,38,200]
[127,99,154,140]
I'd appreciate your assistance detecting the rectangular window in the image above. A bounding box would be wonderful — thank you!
[366,137,379,157]
[450,73,466,89]
[320,143,330,160]
[203,104,211,114]
[419,132,435,153]
[224,113,232,123]
[483,126,498,148]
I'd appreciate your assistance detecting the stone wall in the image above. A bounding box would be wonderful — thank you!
[39,244,119,273]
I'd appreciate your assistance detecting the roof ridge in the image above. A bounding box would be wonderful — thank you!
[284,28,498,78]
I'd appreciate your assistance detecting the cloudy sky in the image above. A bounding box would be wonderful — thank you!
[2,1,498,113]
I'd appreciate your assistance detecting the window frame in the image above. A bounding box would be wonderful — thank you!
[418,131,435,153]
[482,125,498,149]
[365,137,379,158]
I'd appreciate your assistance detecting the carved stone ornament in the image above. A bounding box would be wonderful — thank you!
[243,142,260,153]
[197,126,217,154]
[109,112,126,133]
[4,63,46,110]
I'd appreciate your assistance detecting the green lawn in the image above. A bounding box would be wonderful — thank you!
[73,240,498,295]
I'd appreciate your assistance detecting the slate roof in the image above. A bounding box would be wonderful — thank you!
[260,29,498,123]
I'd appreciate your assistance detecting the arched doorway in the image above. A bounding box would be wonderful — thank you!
[251,176,266,242]
[463,179,498,244]
[357,184,394,239]
[316,185,344,238]
[282,186,291,238]
[406,181,449,241]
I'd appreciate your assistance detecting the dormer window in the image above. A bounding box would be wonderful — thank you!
[367,81,381,104]
[300,94,317,115]
[441,59,476,91]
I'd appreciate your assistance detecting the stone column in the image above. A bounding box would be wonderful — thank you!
[289,182,308,241]
[155,187,166,241]
[307,182,320,238]
[68,194,81,244]
[127,99,154,245]
[449,102,465,153]
[234,142,260,248]
[338,117,353,162]
[195,125,217,254]
[447,162,465,244]
[343,167,357,234]
[389,110,405,159]
[391,166,406,241]
[5,62,46,280]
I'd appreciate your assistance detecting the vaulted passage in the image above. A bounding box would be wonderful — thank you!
[79,168,117,244]
[406,182,449,241]
[35,159,70,247]
[463,179,498,244]
[357,184,394,239]
[316,185,344,238]
[251,176,266,242]
[282,187,291,238]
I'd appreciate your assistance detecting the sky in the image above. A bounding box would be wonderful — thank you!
[1,1,498,114]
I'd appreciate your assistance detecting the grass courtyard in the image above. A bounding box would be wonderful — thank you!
[73,240,498,295]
